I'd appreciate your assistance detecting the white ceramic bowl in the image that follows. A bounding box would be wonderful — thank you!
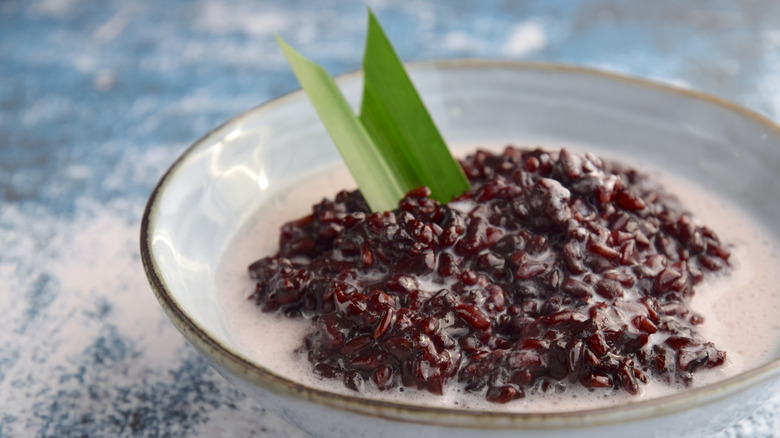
[141,61,780,438]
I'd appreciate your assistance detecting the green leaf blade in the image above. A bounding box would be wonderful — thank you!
[276,10,470,212]
[277,36,406,212]
[359,9,471,204]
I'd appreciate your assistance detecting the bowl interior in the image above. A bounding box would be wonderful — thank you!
[143,61,780,422]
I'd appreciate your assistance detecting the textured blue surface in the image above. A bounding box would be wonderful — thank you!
[1,0,779,436]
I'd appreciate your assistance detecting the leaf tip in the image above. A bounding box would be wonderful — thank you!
[366,5,378,20]
[277,35,309,65]
[275,33,288,47]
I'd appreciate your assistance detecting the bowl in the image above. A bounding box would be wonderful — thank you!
[141,60,780,438]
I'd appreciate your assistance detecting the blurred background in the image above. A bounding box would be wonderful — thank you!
[1,1,778,436]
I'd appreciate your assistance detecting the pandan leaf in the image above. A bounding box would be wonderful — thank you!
[278,37,406,212]
[277,10,470,212]
[359,9,470,204]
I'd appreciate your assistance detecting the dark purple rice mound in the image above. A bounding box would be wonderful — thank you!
[248,147,729,403]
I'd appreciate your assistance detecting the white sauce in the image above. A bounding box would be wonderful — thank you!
[216,157,780,413]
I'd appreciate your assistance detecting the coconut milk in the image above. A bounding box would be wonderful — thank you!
[216,163,780,413]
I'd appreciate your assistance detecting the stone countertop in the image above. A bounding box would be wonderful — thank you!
[1,0,778,436]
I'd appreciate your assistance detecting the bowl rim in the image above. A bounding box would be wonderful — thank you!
[140,59,780,430]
